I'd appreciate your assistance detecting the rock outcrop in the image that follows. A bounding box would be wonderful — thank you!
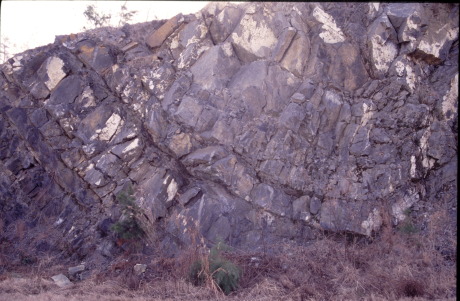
[0,3,457,260]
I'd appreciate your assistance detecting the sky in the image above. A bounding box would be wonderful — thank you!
[0,1,210,62]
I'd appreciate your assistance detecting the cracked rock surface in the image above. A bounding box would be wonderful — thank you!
[0,2,457,260]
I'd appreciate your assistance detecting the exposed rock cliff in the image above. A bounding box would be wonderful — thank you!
[0,2,457,262]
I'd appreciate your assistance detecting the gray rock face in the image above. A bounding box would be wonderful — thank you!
[0,2,457,260]
[190,43,241,92]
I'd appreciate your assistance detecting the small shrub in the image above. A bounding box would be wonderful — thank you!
[188,242,241,295]
[398,209,419,235]
[118,2,138,27]
[111,217,145,241]
[82,1,137,30]
[83,5,112,29]
[210,257,240,295]
[398,218,419,234]
[188,259,205,286]
[111,184,145,241]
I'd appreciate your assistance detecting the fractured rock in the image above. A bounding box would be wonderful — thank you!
[190,43,241,91]
[168,132,192,157]
[174,96,203,128]
[280,32,310,77]
[0,3,457,255]
[320,200,382,236]
[40,56,67,91]
[138,170,179,220]
[147,14,184,48]
[230,9,279,62]
[210,5,243,44]
[51,274,73,288]
[271,27,297,62]
[133,264,147,275]
[182,146,228,167]
[68,264,85,277]
[111,138,142,164]
[367,14,398,78]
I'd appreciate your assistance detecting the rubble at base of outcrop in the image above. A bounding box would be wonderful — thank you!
[0,2,457,262]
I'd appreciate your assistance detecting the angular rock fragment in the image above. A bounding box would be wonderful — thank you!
[182,146,228,166]
[77,105,122,143]
[95,152,121,177]
[271,27,297,62]
[68,264,85,277]
[178,187,201,206]
[210,5,243,44]
[230,10,278,62]
[174,96,203,128]
[83,164,106,187]
[138,170,179,219]
[51,274,73,288]
[412,21,458,65]
[280,32,310,77]
[386,3,424,45]
[168,132,192,157]
[40,56,68,91]
[76,40,115,73]
[111,138,142,164]
[367,14,398,78]
[46,75,84,118]
[278,103,305,132]
[292,195,310,221]
[312,6,346,44]
[133,264,147,275]
[309,196,322,215]
[320,200,382,236]
[146,14,184,48]
[250,183,292,217]
[121,41,139,52]
[228,60,267,96]
[190,43,241,91]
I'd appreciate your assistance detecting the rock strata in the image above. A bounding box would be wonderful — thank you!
[0,3,457,260]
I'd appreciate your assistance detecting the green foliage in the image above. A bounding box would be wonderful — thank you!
[111,184,145,241]
[83,2,137,30]
[188,242,241,295]
[210,257,241,295]
[83,5,112,29]
[398,209,419,235]
[188,260,205,286]
[398,218,419,235]
[210,240,230,258]
[118,1,138,27]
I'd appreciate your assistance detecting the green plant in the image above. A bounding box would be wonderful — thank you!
[188,242,241,295]
[118,1,138,27]
[83,5,112,29]
[398,209,419,235]
[398,218,419,234]
[111,184,145,241]
[82,2,137,30]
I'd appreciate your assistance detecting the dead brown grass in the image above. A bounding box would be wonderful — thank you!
[0,208,455,301]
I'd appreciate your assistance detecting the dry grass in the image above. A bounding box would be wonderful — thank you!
[0,208,455,301]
